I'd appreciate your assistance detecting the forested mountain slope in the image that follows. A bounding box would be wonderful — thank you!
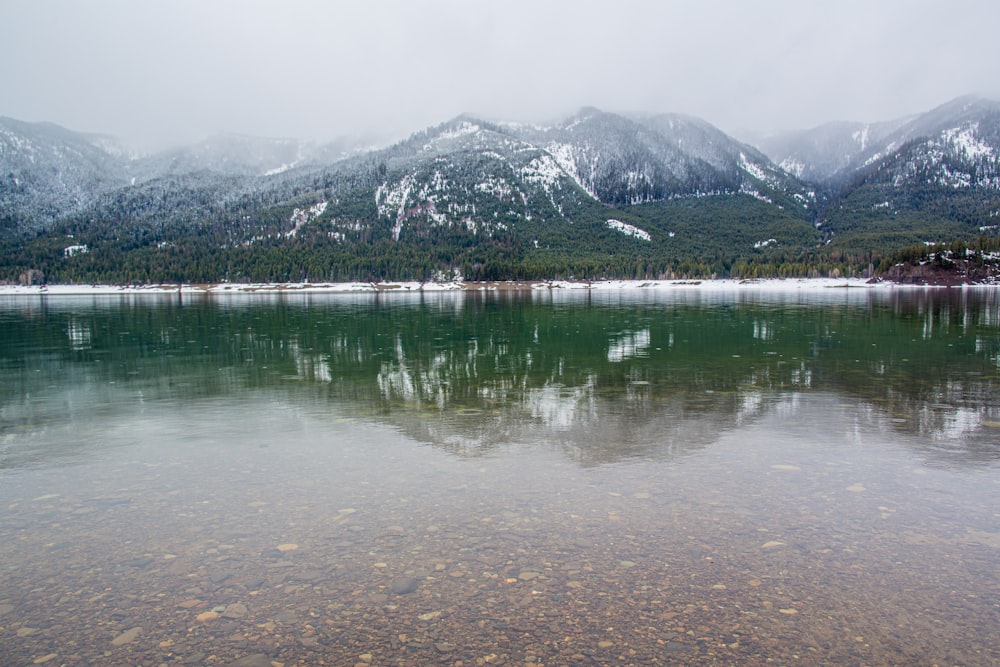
[2,97,999,284]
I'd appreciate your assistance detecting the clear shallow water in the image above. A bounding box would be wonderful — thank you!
[0,288,998,666]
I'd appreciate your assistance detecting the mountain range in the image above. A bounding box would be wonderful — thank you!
[2,95,999,284]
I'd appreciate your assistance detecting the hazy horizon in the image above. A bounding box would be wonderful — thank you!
[3,0,998,150]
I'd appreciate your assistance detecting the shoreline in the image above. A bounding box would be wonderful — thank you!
[0,277,984,296]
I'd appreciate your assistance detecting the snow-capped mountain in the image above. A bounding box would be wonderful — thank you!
[0,122,380,235]
[758,95,1000,190]
[129,132,378,181]
[797,96,1000,246]
[132,133,312,179]
[756,117,912,185]
[2,96,999,285]
[0,105,838,242]
[512,109,812,208]
[361,116,589,241]
[855,96,1000,190]
[0,116,130,230]
[269,110,814,249]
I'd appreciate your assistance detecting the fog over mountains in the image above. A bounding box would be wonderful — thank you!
[2,95,999,284]
[758,95,1000,187]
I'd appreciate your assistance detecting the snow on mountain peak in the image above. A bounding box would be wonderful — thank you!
[437,121,481,142]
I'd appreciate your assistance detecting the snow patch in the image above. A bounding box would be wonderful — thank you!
[739,152,770,182]
[375,174,416,239]
[545,142,598,199]
[519,153,565,192]
[474,176,514,200]
[286,201,328,237]
[265,161,298,176]
[0,278,885,298]
[852,125,871,151]
[740,188,774,204]
[942,123,993,161]
[606,219,651,242]
[63,244,89,257]
[779,157,805,179]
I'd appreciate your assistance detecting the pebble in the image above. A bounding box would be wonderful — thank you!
[196,611,220,622]
[111,626,142,646]
[0,603,14,616]
[390,577,419,595]
[223,655,273,667]
[32,654,58,664]
[518,570,540,581]
[223,602,248,619]
[276,543,299,552]
[761,541,785,549]
[846,484,866,493]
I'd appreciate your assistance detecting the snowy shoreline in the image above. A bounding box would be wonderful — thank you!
[0,277,979,297]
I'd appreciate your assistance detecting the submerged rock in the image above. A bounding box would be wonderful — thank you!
[224,655,273,667]
[390,577,419,595]
[111,626,142,646]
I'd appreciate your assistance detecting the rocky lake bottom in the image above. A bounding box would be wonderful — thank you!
[2,395,998,667]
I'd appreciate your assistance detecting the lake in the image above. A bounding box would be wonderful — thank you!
[1,286,998,666]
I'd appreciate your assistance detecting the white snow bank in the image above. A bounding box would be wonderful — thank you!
[0,277,966,298]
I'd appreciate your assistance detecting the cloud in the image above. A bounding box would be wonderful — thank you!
[1,0,997,147]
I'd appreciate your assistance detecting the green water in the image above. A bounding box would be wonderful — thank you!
[1,288,998,665]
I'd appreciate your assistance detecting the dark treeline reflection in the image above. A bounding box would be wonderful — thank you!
[2,288,999,468]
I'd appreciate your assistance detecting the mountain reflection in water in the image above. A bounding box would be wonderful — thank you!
[2,287,999,470]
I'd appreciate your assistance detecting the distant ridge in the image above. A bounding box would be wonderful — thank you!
[2,95,999,285]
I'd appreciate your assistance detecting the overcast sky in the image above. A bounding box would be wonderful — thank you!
[2,0,998,148]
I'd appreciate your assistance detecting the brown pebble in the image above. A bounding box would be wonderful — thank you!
[111,626,142,646]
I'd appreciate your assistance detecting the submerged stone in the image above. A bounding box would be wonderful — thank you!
[111,626,142,646]
[224,655,273,667]
[390,577,419,595]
